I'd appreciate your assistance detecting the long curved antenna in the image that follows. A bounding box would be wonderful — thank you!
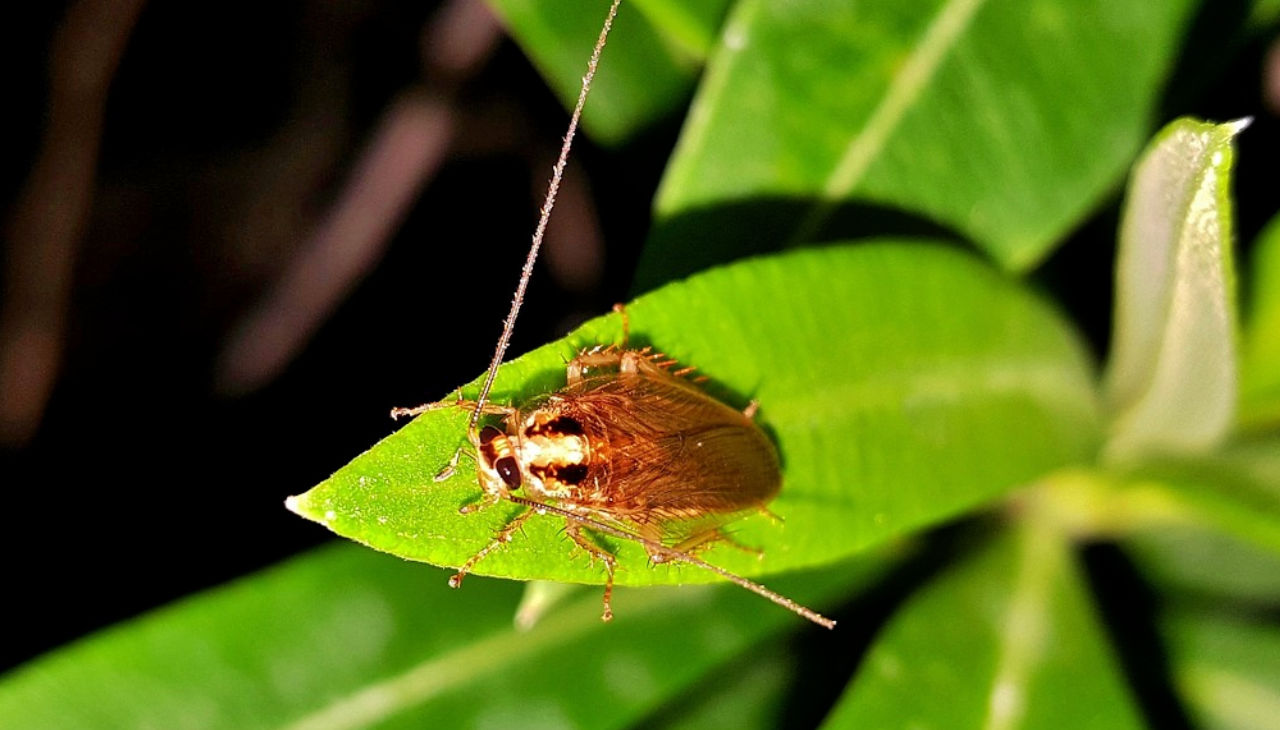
[508,495,837,630]
[469,0,624,434]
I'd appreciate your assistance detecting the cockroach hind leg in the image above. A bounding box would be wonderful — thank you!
[672,527,764,561]
[743,400,760,420]
[757,504,784,525]
[565,521,617,621]
[611,302,630,347]
[449,509,534,588]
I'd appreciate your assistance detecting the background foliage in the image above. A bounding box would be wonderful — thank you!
[2,0,1278,728]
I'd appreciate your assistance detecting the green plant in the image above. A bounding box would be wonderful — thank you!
[3,1,1278,727]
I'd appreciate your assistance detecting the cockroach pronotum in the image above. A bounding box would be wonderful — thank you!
[394,0,834,630]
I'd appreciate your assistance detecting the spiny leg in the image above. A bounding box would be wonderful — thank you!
[564,521,617,621]
[391,393,514,480]
[643,525,763,565]
[673,527,764,561]
[612,302,630,346]
[449,509,533,588]
[390,394,516,421]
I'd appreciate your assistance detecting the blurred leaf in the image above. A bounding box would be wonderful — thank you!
[822,524,1143,729]
[1251,0,1280,27]
[1241,212,1280,429]
[1125,522,1280,606]
[484,0,731,144]
[1123,439,1280,557]
[637,640,796,730]
[1103,118,1247,462]
[636,0,1198,287]
[0,544,890,729]
[1162,609,1280,730]
[289,243,1099,587]
[1043,440,1280,559]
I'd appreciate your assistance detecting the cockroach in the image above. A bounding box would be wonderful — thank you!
[394,0,834,630]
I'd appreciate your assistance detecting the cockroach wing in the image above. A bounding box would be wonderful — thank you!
[556,369,781,534]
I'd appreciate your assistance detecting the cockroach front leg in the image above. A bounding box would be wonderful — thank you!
[449,508,534,588]
[564,521,617,621]
[390,391,517,420]
[391,392,515,480]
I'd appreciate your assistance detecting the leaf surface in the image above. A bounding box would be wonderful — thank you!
[822,524,1143,729]
[1103,118,1246,462]
[1162,610,1280,730]
[637,0,1197,285]
[484,0,731,144]
[1241,212,1280,429]
[289,242,1099,586]
[0,545,890,729]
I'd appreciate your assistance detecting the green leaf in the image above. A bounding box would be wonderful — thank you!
[1162,609,1280,730]
[640,640,797,730]
[1125,522,1280,606]
[822,524,1143,729]
[1103,117,1247,463]
[0,544,892,729]
[636,0,1198,286]
[1123,439,1280,557]
[1241,212,1280,429]
[483,0,731,144]
[289,242,1099,587]
[1040,440,1280,561]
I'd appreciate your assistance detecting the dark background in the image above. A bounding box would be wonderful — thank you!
[2,0,1277,679]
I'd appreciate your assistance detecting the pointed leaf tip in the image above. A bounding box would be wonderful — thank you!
[1104,117,1243,462]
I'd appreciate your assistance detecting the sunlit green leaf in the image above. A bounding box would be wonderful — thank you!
[636,0,1198,286]
[1162,609,1280,730]
[1241,212,1280,429]
[0,544,891,729]
[289,242,1099,587]
[1104,117,1247,462]
[822,524,1143,729]
[484,0,731,144]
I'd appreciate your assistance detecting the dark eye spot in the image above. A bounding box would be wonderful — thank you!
[556,463,588,485]
[480,425,504,445]
[495,456,522,488]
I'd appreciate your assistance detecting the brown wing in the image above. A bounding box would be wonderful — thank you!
[554,370,780,533]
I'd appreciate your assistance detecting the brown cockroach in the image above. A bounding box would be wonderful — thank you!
[395,0,834,629]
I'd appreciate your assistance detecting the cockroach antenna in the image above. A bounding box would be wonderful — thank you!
[396,0,837,631]
[468,0,623,433]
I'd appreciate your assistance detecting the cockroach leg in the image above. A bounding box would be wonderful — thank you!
[670,527,764,561]
[566,348,624,385]
[743,400,760,420]
[757,504,784,525]
[611,302,630,345]
[564,521,617,621]
[391,397,516,421]
[508,495,837,630]
[458,491,501,515]
[433,445,463,481]
[449,508,534,588]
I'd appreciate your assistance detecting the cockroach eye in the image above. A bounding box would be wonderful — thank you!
[494,456,522,488]
[480,425,503,445]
